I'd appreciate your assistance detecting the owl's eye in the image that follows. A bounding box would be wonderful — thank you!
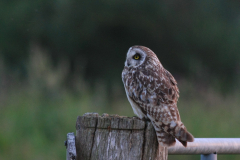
[133,53,141,60]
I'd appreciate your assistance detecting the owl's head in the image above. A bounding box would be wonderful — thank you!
[124,45,159,68]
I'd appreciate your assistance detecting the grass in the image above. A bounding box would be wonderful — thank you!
[0,79,239,160]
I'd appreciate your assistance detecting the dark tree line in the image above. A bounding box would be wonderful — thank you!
[1,0,240,91]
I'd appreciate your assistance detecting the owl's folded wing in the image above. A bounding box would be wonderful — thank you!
[136,68,179,104]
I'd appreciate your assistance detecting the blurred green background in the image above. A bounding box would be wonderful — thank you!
[0,0,240,159]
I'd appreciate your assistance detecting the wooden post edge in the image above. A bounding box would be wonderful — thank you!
[73,112,167,160]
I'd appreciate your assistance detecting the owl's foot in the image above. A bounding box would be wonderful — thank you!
[133,116,150,122]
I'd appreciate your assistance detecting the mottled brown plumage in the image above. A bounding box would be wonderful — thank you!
[122,46,194,147]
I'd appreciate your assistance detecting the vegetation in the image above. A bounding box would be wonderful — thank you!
[0,70,240,160]
[0,0,240,159]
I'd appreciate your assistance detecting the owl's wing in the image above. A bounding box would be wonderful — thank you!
[136,68,179,104]
[162,69,179,102]
[136,68,194,147]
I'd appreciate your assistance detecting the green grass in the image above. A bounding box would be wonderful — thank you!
[0,80,239,160]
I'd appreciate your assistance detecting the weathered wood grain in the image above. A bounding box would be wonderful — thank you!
[76,113,167,160]
[76,113,99,160]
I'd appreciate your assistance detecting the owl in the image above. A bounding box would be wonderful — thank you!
[122,46,194,147]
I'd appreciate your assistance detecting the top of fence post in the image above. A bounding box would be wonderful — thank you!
[75,112,168,160]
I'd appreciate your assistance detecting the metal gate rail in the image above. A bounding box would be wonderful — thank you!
[168,138,240,160]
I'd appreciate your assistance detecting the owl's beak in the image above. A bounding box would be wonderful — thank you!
[125,60,130,67]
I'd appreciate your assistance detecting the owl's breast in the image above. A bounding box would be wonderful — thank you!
[123,69,159,107]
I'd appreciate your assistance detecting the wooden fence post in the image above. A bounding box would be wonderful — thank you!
[75,112,167,160]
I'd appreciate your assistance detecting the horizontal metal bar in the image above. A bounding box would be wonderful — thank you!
[168,138,240,154]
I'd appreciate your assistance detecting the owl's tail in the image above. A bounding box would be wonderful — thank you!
[151,121,176,147]
[153,120,194,147]
[155,129,176,147]
[173,122,194,147]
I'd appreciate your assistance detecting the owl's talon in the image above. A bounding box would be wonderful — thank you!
[133,116,150,122]
[132,116,141,120]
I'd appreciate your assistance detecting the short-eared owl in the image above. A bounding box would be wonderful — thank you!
[122,46,194,147]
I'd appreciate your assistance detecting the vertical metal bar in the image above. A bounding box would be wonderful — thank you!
[201,153,217,160]
[66,133,76,160]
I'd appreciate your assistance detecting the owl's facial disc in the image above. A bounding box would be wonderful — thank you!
[125,47,146,67]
